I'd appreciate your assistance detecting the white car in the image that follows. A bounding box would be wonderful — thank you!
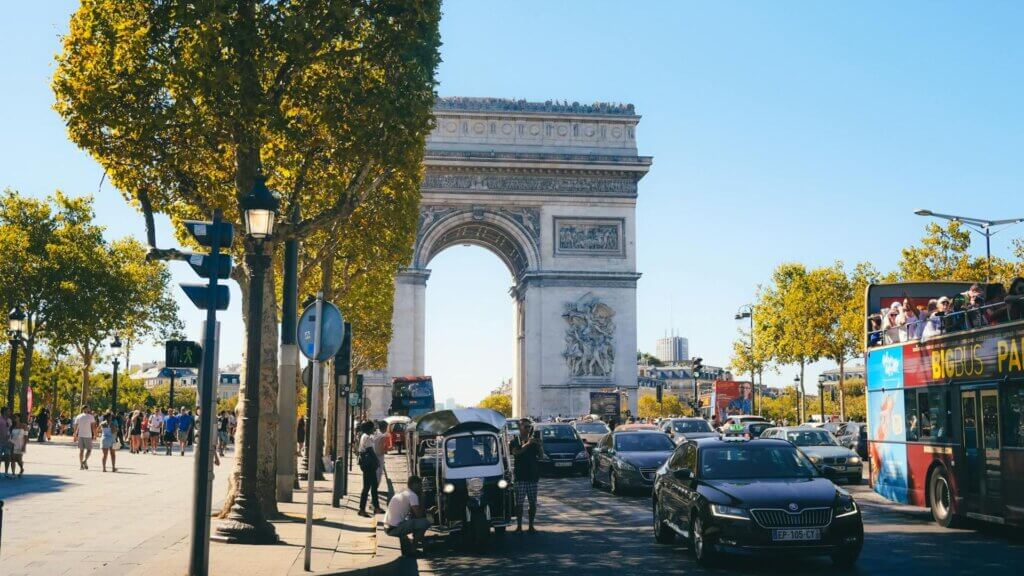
[572,420,610,451]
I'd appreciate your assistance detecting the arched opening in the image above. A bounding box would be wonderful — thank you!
[424,245,515,409]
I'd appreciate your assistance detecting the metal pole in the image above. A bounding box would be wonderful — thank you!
[170,371,176,414]
[6,339,18,411]
[341,389,350,495]
[985,227,992,282]
[819,381,825,425]
[188,210,221,575]
[112,358,119,414]
[304,293,324,571]
[748,313,756,416]
[215,228,277,545]
[277,203,299,501]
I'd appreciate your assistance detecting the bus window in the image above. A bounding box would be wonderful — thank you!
[1003,383,1024,448]
[905,391,919,441]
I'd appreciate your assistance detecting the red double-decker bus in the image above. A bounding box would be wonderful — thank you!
[864,281,1024,528]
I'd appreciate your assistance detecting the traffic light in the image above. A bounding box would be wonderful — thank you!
[335,322,352,396]
[180,283,230,310]
[656,383,663,403]
[166,340,202,369]
[179,218,234,311]
[692,357,703,377]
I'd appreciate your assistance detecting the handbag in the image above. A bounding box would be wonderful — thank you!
[358,447,378,472]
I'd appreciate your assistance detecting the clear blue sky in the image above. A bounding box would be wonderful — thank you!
[2,2,1022,405]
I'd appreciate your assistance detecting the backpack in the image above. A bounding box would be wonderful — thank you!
[358,446,378,472]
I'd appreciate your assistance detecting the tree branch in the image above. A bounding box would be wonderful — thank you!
[282,163,389,241]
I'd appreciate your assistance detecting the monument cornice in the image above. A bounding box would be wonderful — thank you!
[423,154,652,176]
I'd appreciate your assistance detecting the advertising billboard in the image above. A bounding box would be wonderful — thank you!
[711,380,754,423]
[590,392,621,422]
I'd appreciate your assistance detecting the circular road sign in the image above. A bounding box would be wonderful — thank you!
[297,301,344,361]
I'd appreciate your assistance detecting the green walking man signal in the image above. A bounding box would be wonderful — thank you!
[166,340,202,369]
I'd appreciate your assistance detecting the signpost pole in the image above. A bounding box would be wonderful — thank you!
[304,292,324,572]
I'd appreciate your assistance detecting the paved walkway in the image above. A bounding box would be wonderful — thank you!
[0,436,404,575]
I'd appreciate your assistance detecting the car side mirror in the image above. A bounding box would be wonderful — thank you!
[673,468,693,481]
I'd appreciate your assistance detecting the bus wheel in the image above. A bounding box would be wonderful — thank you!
[929,468,960,528]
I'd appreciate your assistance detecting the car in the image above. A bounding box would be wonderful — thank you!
[534,423,589,475]
[504,418,521,441]
[723,421,774,439]
[832,422,865,451]
[572,419,610,452]
[718,415,769,432]
[615,423,658,431]
[660,417,717,445]
[383,415,411,454]
[591,429,676,494]
[652,437,864,567]
[760,426,864,484]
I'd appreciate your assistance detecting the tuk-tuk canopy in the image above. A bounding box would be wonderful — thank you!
[414,408,506,437]
[383,415,412,425]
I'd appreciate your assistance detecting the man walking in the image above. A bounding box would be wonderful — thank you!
[72,405,97,470]
[164,409,179,456]
[36,407,49,443]
[509,418,542,533]
[177,406,193,456]
[384,475,430,556]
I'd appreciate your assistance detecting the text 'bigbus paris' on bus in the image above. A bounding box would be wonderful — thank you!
[390,376,436,419]
[864,279,1024,528]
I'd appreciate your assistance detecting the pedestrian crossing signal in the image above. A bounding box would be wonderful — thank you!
[166,340,202,369]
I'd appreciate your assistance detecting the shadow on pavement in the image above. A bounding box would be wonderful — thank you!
[0,474,72,499]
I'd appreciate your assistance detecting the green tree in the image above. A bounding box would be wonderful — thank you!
[54,0,442,517]
[478,393,512,417]
[894,220,1015,283]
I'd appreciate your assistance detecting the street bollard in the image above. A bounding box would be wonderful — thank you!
[332,459,344,507]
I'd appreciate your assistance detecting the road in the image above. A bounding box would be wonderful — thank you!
[396,468,1024,576]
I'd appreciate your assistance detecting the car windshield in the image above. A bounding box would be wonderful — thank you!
[505,421,519,431]
[445,435,500,468]
[785,430,839,446]
[615,433,675,452]
[539,426,578,441]
[575,423,609,434]
[701,445,818,480]
[673,420,713,433]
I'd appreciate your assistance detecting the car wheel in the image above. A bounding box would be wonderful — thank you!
[610,471,623,495]
[691,514,716,566]
[929,468,960,528]
[653,498,675,544]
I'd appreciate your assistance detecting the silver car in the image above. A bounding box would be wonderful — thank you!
[572,420,610,452]
[760,426,864,484]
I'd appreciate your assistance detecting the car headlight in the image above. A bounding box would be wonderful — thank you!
[848,456,861,465]
[807,454,822,465]
[615,459,638,472]
[575,451,588,460]
[497,478,509,489]
[834,498,858,518]
[443,483,455,494]
[710,504,750,520]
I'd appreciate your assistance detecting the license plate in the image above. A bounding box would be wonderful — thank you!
[554,462,572,468]
[772,529,821,541]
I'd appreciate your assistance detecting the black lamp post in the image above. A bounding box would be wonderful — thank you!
[110,335,122,414]
[735,305,756,415]
[793,375,801,423]
[817,374,826,425]
[216,175,279,544]
[7,306,26,412]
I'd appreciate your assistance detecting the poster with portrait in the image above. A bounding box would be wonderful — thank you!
[712,381,754,423]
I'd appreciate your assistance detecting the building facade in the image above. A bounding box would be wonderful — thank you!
[655,336,689,364]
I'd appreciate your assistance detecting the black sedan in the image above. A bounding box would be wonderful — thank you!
[591,430,676,494]
[652,437,863,567]
[534,423,590,475]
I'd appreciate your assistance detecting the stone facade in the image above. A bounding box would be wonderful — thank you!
[371,97,652,420]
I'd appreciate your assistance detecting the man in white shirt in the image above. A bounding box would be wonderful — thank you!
[384,475,429,556]
[72,406,98,470]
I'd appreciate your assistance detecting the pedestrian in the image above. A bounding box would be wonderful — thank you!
[10,413,26,478]
[164,408,178,456]
[217,411,229,456]
[100,415,117,472]
[115,410,127,448]
[35,407,49,444]
[177,406,193,456]
[0,406,12,478]
[147,408,162,453]
[296,415,306,457]
[384,475,430,556]
[509,418,541,533]
[228,410,237,443]
[72,405,98,470]
[357,420,384,517]
[129,409,143,453]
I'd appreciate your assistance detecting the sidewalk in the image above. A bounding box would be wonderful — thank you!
[132,453,410,576]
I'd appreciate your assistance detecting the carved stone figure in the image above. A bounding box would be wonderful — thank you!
[562,294,616,378]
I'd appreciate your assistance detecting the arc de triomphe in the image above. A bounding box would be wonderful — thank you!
[367,97,651,419]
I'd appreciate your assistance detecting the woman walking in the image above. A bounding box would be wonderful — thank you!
[100,415,117,472]
[10,414,27,477]
[357,421,384,517]
[129,410,143,453]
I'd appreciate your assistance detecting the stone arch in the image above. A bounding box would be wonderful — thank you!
[412,207,541,278]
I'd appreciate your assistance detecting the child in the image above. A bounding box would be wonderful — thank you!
[100,416,117,472]
[10,413,27,478]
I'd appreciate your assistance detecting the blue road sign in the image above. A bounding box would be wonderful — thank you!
[297,301,344,361]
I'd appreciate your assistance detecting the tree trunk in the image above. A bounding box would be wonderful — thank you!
[838,359,847,421]
[80,350,93,406]
[798,361,806,423]
[20,335,34,418]
[219,260,281,519]
[324,358,336,458]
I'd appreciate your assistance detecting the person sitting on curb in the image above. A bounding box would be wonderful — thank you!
[384,475,430,557]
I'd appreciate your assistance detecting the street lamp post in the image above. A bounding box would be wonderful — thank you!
[817,374,826,425]
[110,335,122,414]
[7,307,26,412]
[914,209,1024,282]
[735,305,756,415]
[215,176,279,545]
[793,375,801,424]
